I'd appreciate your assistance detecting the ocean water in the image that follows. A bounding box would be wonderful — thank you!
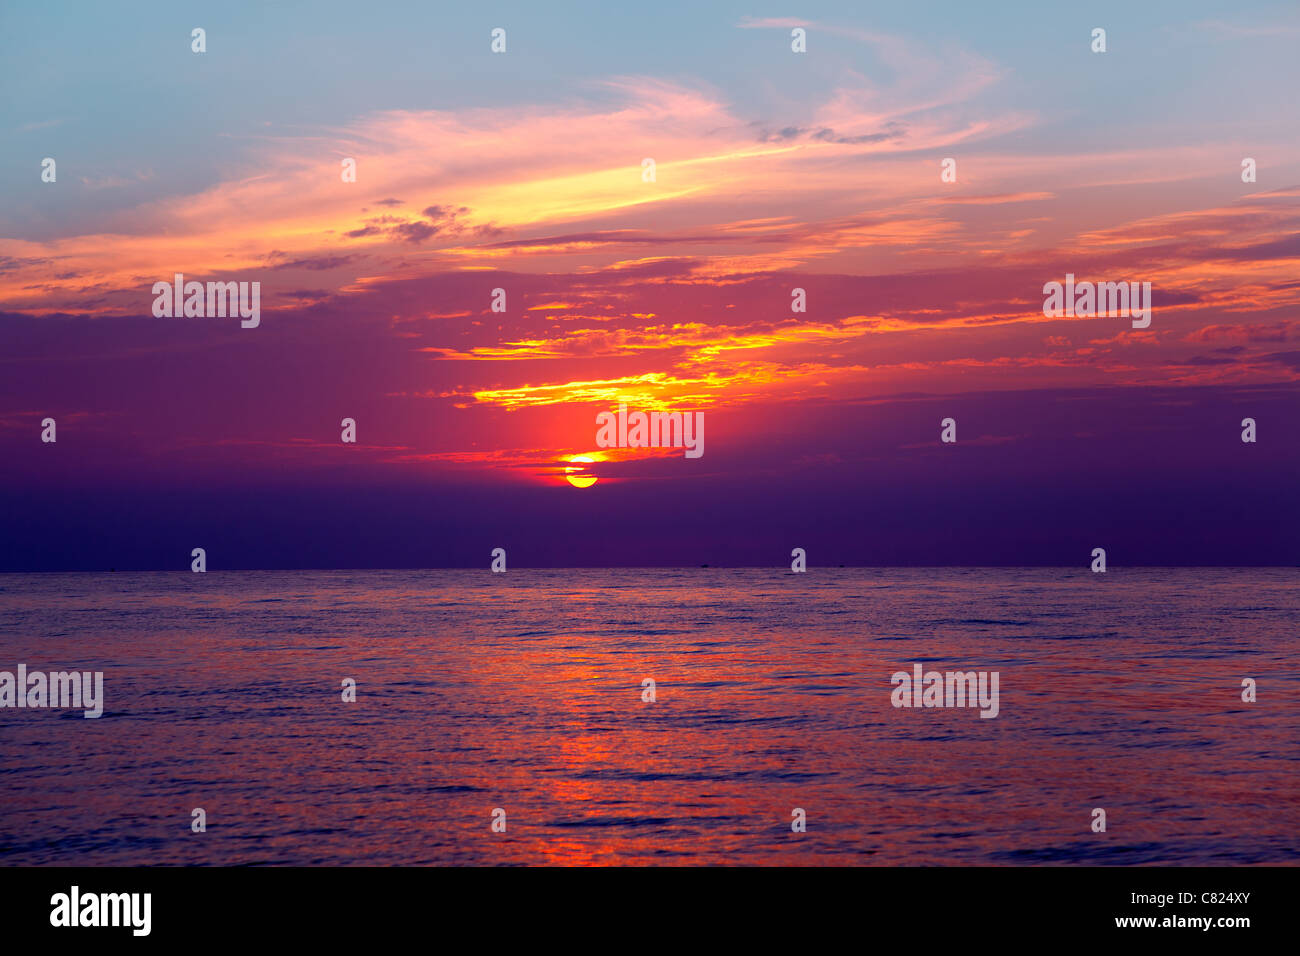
[0,567,1296,866]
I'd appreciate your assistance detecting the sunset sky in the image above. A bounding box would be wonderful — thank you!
[2,1,1298,569]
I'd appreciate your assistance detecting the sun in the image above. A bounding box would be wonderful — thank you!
[564,455,597,488]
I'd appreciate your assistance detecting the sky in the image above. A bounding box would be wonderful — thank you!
[1,1,1298,569]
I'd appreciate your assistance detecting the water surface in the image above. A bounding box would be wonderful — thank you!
[0,568,1296,865]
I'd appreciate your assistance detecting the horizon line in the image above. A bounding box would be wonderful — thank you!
[2,564,1296,574]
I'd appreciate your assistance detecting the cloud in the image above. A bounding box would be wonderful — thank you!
[737,17,809,29]
[0,47,1030,313]
[265,252,358,271]
[1187,322,1295,344]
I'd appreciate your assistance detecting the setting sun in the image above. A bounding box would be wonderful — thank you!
[564,455,597,488]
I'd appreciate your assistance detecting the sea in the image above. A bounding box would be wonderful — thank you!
[0,567,1296,865]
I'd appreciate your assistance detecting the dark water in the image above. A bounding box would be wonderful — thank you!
[0,568,1296,865]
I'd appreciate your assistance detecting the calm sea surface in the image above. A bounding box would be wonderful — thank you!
[0,568,1296,865]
